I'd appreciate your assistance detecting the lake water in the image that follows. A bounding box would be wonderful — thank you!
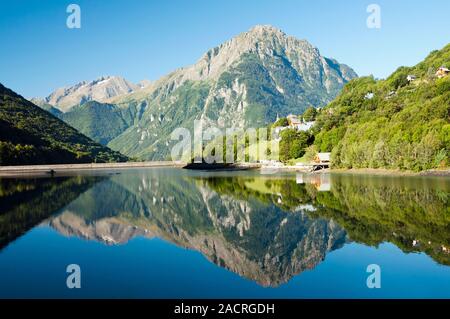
[0,168,449,298]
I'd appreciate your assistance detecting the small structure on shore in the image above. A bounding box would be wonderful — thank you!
[310,152,331,171]
[315,153,331,164]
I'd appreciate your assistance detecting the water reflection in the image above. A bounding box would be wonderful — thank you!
[0,176,104,250]
[0,169,448,287]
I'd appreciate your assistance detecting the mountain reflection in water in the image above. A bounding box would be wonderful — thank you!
[0,169,448,287]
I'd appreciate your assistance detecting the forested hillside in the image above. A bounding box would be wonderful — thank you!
[59,101,134,145]
[0,84,128,165]
[312,44,450,171]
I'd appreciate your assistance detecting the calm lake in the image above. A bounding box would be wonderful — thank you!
[0,168,449,298]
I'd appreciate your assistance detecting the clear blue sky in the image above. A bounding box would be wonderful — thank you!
[1,0,449,97]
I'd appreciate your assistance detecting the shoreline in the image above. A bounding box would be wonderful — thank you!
[258,165,450,177]
[0,161,448,178]
[328,168,450,177]
[0,161,185,177]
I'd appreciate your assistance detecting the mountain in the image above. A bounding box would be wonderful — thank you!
[313,43,450,171]
[30,76,150,146]
[106,25,357,160]
[0,83,128,165]
[40,104,63,117]
[41,96,149,146]
[137,79,152,89]
[59,101,139,145]
[37,76,141,112]
[28,97,62,116]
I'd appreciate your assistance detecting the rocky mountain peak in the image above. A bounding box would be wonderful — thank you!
[107,25,357,160]
[37,75,142,112]
[133,25,328,100]
[248,24,285,35]
[194,25,309,80]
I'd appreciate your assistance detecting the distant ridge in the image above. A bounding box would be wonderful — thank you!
[33,76,150,112]
[0,83,128,165]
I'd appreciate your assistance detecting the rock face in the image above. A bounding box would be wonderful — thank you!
[49,212,153,245]
[108,25,357,160]
[138,79,152,89]
[38,76,140,112]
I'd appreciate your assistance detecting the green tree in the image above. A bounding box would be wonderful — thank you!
[302,107,318,121]
[279,129,313,162]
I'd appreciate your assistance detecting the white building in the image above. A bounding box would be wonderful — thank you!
[315,152,331,163]
[436,66,450,78]
[364,92,374,100]
[295,121,315,131]
[407,74,417,82]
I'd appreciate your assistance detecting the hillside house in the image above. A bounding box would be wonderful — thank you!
[436,66,450,78]
[296,121,315,131]
[286,114,315,131]
[364,92,374,100]
[407,75,417,82]
[287,114,302,126]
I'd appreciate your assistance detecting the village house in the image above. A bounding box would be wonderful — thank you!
[436,66,450,78]
[364,92,374,100]
[286,114,316,132]
[406,74,417,82]
[297,121,315,131]
[273,114,316,139]
[287,114,302,127]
